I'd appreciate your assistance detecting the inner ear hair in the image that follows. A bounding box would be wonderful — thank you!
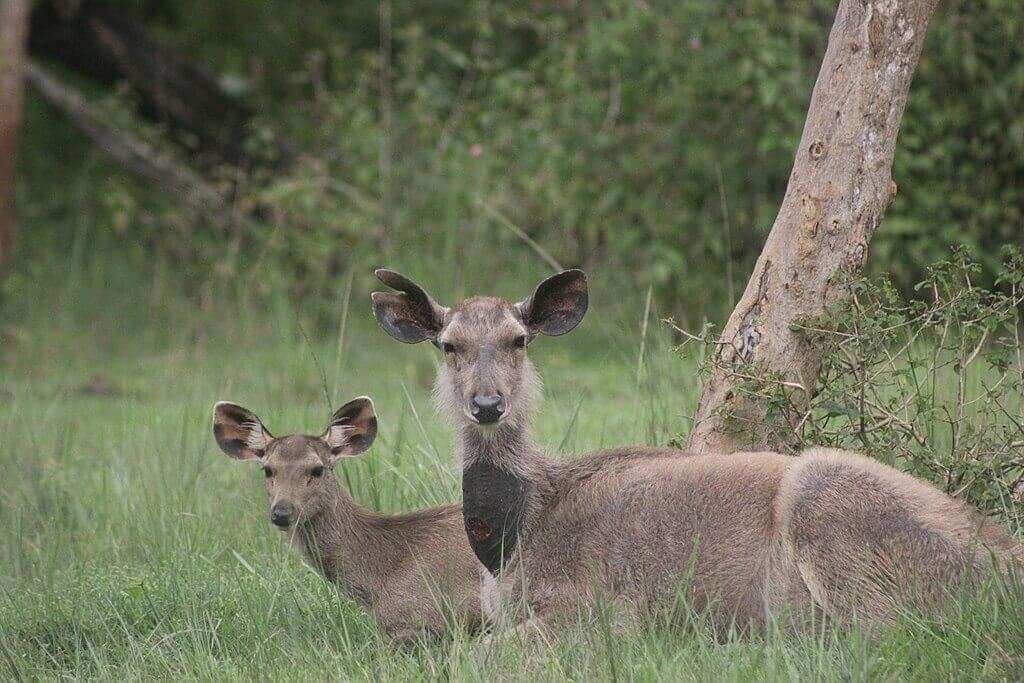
[213,401,272,461]
[325,396,379,458]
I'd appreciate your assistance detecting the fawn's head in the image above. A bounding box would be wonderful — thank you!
[372,269,588,431]
[212,397,378,530]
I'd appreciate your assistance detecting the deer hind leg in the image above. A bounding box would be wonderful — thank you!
[762,538,831,634]
[776,448,1011,627]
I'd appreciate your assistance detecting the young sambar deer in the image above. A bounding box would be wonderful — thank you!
[212,397,486,643]
[372,268,1023,636]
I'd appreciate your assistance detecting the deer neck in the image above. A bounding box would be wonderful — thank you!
[293,482,391,609]
[457,420,552,576]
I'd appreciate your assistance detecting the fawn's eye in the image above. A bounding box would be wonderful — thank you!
[513,335,527,349]
[263,466,273,479]
[441,342,457,355]
[310,465,325,478]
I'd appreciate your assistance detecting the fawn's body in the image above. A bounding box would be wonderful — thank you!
[212,399,484,643]
[373,268,1023,636]
[289,480,483,641]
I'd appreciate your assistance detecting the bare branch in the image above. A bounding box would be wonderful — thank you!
[24,60,229,218]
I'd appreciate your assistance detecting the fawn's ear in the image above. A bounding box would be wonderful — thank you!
[324,396,378,463]
[213,402,273,461]
[371,269,448,343]
[516,269,588,336]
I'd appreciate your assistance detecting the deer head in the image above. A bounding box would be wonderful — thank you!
[372,269,588,431]
[212,397,378,529]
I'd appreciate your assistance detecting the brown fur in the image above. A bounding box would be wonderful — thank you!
[484,437,1022,633]
[212,400,485,643]
[433,297,542,433]
[372,271,1023,635]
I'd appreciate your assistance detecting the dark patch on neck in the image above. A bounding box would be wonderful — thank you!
[462,460,530,575]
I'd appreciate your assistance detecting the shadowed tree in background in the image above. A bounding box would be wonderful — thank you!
[21,1,323,241]
[688,0,940,455]
[0,0,31,273]
[28,0,293,173]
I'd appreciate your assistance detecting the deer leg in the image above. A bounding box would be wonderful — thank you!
[777,449,1016,627]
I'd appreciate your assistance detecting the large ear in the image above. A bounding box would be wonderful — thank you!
[324,396,378,463]
[371,269,448,344]
[516,269,588,336]
[213,402,273,461]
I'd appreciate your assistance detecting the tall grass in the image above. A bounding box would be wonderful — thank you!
[1,251,1022,680]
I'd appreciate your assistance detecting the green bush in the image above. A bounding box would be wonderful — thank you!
[18,0,1024,324]
[675,248,1024,520]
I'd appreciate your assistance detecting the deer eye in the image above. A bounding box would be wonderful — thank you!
[310,465,325,478]
[263,466,273,479]
[441,341,457,355]
[513,335,527,349]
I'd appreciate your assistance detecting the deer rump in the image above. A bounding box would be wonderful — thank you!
[482,447,1021,632]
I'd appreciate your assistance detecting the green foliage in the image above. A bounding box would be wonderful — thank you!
[677,248,1024,520]
[2,251,1024,679]
[884,0,1024,286]
[803,247,1024,517]
[18,0,1023,324]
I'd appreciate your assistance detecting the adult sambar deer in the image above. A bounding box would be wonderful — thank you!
[212,397,486,643]
[372,268,1023,636]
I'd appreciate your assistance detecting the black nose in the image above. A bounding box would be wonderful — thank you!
[270,504,295,528]
[470,394,506,424]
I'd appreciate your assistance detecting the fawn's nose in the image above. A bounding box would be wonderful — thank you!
[470,394,506,424]
[270,503,295,528]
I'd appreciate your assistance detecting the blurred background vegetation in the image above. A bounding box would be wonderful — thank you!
[3,3,1024,677]
[5,0,1023,332]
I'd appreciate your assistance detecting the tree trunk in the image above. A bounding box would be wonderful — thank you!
[0,0,31,273]
[687,0,939,455]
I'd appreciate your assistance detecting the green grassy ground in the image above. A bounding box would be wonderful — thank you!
[1,255,1023,681]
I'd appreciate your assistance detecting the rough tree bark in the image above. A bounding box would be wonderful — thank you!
[0,0,31,273]
[687,0,940,455]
